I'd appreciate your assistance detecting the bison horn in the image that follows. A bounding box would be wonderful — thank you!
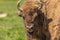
[17,0,23,12]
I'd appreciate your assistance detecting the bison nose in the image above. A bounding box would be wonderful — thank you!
[26,24,34,32]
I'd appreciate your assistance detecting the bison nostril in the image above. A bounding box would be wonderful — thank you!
[30,26,33,29]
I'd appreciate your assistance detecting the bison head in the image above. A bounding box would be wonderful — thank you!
[17,0,43,33]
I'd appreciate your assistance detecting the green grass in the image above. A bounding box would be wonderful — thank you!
[0,0,26,40]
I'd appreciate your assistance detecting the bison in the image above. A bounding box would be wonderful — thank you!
[17,0,60,40]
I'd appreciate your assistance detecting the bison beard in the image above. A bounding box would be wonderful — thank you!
[27,11,45,40]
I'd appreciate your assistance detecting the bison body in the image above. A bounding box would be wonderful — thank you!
[17,0,60,40]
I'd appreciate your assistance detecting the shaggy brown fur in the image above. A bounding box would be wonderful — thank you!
[46,0,60,40]
[18,0,60,40]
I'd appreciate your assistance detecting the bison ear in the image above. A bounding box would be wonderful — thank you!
[18,11,23,17]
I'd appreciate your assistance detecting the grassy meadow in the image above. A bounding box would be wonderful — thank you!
[0,0,26,40]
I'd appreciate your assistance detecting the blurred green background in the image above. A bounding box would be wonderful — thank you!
[0,0,26,40]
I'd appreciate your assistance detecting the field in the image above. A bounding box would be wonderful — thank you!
[0,0,26,40]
